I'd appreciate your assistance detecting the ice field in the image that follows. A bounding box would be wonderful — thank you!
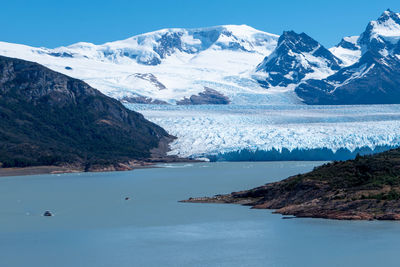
[129,104,400,161]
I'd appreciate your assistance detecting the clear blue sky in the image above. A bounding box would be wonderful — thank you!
[1,0,399,48]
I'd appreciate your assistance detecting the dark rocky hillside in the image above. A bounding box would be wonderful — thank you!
[0,55,173,168]
[184,148,400,220]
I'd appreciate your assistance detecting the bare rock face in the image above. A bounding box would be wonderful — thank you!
[120,95,169,105]
[183,149,400,220]
[132,73,167,90]
[176,87,230,105]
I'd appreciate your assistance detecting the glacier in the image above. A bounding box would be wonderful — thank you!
[2,14,400,161]
[0,25,281,105]
[129,104,400,161]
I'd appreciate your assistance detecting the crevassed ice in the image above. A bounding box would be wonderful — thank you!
[129,104,400,159]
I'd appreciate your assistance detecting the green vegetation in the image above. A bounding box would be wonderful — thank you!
[188,148,400,220]
[361,190,400,201]
[0,56,171,168]
[300,151,400,190]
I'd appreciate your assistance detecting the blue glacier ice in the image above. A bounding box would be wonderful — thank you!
[128,104,400,161]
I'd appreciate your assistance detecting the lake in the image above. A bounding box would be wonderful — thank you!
[1,162,400,267]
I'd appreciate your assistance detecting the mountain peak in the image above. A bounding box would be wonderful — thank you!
[277,31,319,52]
[58,25,279,66]
[331,9,400,65]
[357,9,400,56]
[378,9,399,21]
[282,30,297,36]
[255,31,341,88]
[364,9,400,38]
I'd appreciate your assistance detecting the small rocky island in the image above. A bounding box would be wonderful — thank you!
[183,149,400,220]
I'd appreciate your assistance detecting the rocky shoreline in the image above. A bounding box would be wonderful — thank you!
[0,156,197,177]
[182,188,400,221]
[0,127,195,177]
[183,149,400,221]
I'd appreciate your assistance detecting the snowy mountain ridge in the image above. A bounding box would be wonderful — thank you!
[1,10,400,105]
[329,10,400,64]
[254,31,342,88]
[53,25,278,65]
[297,9,400,105]
[2,11,400,160]
[0,25,285,104]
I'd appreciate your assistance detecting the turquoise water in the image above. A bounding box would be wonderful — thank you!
[1,162,400,267]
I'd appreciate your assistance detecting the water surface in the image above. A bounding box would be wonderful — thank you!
[0,162,399,267]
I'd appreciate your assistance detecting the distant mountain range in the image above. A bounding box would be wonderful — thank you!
[1,10,400,105]
[0,55,172,168]
[297,9,400,104]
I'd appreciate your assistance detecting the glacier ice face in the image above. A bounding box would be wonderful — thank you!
[129,104,400,160]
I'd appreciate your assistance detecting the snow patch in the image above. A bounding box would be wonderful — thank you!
[329,46,362,66]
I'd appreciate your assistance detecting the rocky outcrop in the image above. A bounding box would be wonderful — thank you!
[176,87,230,105]
[183,148,400,220]
[130,73,167,90]
[120,95,169,105]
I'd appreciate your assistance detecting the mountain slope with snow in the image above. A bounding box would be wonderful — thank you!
[329,36,361,66]
[0,25,285,105]
[2,12,400,161]
[1,11,400,107]
[297,9,400,105]
[253,31,342,88]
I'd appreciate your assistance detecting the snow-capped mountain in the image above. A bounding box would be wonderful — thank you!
[0,25,281,104]
[2,10,400,161]
[48,25,278,66]
[296,9,400,105]
[253,31,342,88]
[296,51,400,104]
[1,10,400,106]
[329,9,400,65]
[359,9,400,55]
